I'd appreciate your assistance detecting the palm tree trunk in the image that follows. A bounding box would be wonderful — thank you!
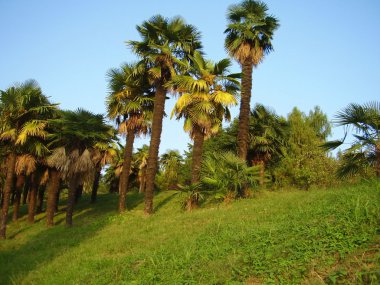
[66,175,80,227]
[46,169,60,227]
[237,61,253,161]
[139,167,147,193]
[36,186,45,213]
[376,143,380,177]
[258,160,265,187]
[191,126,205,184]
[27,173,39,224]
[74,184,83,204]
[0,152,17,239]
[144,85,167,215]
[22,177,30,205]
[90,165,102,203]
[118,131,135,213]
[12,174,25,222]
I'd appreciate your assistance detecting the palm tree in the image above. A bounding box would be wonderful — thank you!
[171,52,239,185]
[90,140,118,203]
[127,15,202,214]
[247,104,287,185]
[133,144,149,193]
[0,80,56,238]
[48,109,114,226]
[106,63,153,213]
[323,102,380,177]
[159,150,184,189]
[225,0,279,160]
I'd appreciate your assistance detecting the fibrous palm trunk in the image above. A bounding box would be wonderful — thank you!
[191,126,205,184]
[237,61,253,161]
[144,85,167,215]
[36,186,45,213]
[91,165,102,204]
[46,169,60,227]
[66,174,80,227]
[0,152,17,239]
[12,174,25,222]
[118,131,135,213]
[27,173,39,224]
[376,143,380,177]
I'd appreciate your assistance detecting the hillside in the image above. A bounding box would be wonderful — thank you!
[0,181,379,284]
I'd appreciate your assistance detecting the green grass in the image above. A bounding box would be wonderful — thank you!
[0,181,379,284]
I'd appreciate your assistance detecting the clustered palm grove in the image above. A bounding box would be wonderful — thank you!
[0,0,379,240]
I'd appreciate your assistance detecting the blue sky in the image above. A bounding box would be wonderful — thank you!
[1,0,379,154]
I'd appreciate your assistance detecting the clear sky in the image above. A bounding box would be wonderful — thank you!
[1,0,379,154]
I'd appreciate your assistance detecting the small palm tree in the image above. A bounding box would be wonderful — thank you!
[202,152,260,200]
[106,62,153,212]
[159,149,184,189]
[225,0,279,160]
[133,144,149,193]
[0,80,57,238]
[128,15,202,214]
[171,52,239,186]
[48,109,114,226]
[323,102,380,177]
[247,104,287,185]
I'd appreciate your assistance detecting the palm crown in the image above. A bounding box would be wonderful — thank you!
[225,0,279,65]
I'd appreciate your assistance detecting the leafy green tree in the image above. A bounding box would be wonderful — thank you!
[273,107,335,189]
[171,51,239,185]
[106,62,153,212]
[0,80,56,238]
[225,0,279,160]
[128,15,202,214]
[323,102,380,177]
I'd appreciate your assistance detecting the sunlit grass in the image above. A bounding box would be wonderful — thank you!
[0,181,379,284]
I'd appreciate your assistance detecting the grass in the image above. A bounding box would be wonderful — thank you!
[0,181,379,284]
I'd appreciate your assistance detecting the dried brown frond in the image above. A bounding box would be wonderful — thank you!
[15,154,36,175]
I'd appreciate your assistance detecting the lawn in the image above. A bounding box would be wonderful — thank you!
[0,181,379,284]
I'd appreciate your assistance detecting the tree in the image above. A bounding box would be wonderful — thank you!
[0,80,56,238]
[159,149,184,189]
[171,51,239,186]
[48,109,114,226]
[90,140,118,203]
[106,62,153,212]
[323,102,380,177]
[273,107,335,189]
[133,144,149,193]
[247,104,287,185]
[127,15,202,214]
[225,0,279,160]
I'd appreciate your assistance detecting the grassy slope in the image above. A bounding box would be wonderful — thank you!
[0,181,379,285]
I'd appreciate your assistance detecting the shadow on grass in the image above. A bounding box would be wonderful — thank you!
[0,193,121,285]
[154,191,179,212]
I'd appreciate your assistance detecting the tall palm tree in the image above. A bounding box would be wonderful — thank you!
[127,15,202,214]
[0,80,56,238]
[171,52,239,185]
[106,63,153,213]
[225,0,279,160]
[323,102,380,177]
